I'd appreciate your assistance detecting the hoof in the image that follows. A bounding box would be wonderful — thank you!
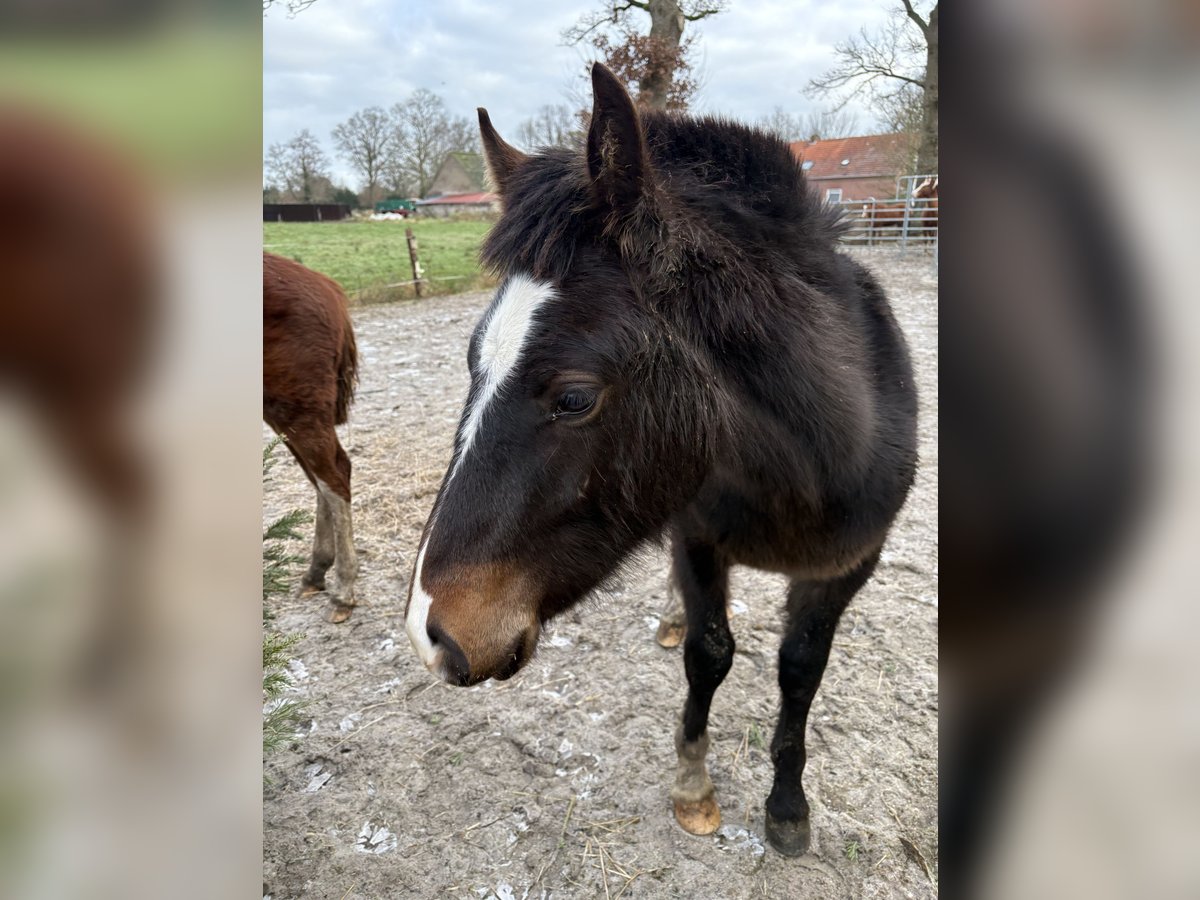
[765,811,811,857]
[298,581,324,598]
[656,618,685,649]
[325,601,355,624]
[674,796,721,835]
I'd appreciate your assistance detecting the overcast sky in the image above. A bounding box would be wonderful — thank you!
[265,0,903,187]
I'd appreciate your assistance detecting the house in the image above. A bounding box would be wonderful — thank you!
[788,133,912,202]
[414,191,498,218]
[415,151,498,217]
[426,151,486,198]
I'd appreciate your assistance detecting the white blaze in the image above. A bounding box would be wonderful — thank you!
[405,536,441,676]
[450,273,556,481]
[405,272,554,673]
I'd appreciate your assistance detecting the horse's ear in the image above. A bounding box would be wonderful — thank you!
[586,62,649,212]
[478,108,528,197]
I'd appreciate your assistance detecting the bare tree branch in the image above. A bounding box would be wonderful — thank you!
[681,0,726,17]
[262,0,319,17]
[899,0,929,34]
[566,1,726,110]
[562,3,638,45]
[516,105,583,151]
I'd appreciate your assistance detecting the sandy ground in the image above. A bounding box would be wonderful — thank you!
[263,247,938,900]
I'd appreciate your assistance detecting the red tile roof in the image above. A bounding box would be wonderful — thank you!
[416,191,496,206]
[788,133,908,180]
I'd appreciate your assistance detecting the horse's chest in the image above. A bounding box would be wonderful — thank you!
[680,477,878,580]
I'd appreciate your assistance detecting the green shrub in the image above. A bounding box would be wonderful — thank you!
[262,439,310,758]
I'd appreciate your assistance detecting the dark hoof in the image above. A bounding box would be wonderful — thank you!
[765,812,811,857]
[655,618,685,649]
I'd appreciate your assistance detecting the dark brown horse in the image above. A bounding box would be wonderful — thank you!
[912,177,939,239]
[860,196,909,235]
[402,64,917,857]
[856,179,938,244]
[0,104,159,686]
[263,253,360,622]
[0,104,157,518]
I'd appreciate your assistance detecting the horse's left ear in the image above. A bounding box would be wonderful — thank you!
[478,108,528,198]
[587,62,649,213]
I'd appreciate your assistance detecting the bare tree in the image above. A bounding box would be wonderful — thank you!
[516,104,583,150]
[386,90,476,198]
[442,115,481,157]
[332,107,393,208]
[262,0,319,16]
[264,129,331,202]
[801,107,860,141]
[756,107,805,143]
[807,1,937,173]
[564,0,727,112]
[757,107,859,143]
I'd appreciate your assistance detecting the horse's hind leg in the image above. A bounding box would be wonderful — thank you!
[299,489,335,595]
[289,425,358,623]
[655,556,687,648]
[670,532,734,836]
[280,436,335,596]
[765,552,879,856]
[324,439,358,622]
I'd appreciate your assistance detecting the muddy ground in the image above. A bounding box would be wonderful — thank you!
[263,248,938,900]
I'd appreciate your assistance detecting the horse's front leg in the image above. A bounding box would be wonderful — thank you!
[766,553,878,855]
[670,532,734,836]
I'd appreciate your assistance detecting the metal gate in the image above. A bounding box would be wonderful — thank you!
[831,173,938,255]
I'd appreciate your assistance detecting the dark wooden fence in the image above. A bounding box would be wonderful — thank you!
[263,204,352,223]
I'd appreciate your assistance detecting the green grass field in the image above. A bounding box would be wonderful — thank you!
[263,218,496,302]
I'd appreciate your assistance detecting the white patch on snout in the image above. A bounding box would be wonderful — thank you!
[404,537,444,678]
[450,272,555,481]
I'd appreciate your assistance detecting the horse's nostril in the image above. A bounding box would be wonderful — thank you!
[426,621,470,686]
[493,631,532,681]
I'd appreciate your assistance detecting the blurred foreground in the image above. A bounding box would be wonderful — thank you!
[946,3,1200,898]
[0,11,261,900]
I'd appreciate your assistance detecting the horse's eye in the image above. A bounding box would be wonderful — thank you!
[555,387,597,418]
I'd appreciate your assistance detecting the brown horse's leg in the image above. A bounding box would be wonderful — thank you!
[299,490,335,595]
[764,552,879,856]
[280,435,333,597]
[323,440,357,622]
[669,531,733,836]
[288,425,357,622]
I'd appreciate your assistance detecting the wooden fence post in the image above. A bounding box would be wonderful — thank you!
[405,227,423,298]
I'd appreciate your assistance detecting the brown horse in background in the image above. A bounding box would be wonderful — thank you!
[859,179,938,243]
[913,177,939,237]
[263,253,360,622]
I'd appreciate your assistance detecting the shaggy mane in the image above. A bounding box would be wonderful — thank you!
[482,113,846,286]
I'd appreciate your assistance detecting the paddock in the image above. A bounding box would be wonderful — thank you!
[262,247,937,900]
